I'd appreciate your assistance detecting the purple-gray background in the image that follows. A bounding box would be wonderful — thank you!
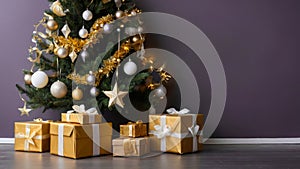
[1,0,300,138]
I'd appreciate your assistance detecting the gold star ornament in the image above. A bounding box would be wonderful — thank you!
[103,83,128,108]
[18,101,32,116]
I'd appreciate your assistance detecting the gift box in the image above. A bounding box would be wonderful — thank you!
[14,120,51,152]
[120,121,147,138]
[61,113,102,124]
[149,108,204,154]
[61,105,102,124]
[113,137,150,157]
[50,122,112,159]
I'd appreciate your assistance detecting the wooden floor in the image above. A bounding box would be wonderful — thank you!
[0,144,300,169]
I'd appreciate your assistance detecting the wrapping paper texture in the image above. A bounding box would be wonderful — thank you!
[120,122,147,138]
[50,122,112,159]
[112,137,150,157]
[14,121,50,152]
[149,114,204,154]
[61,113,102,124]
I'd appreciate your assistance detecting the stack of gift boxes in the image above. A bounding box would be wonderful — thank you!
[14,106,204,158]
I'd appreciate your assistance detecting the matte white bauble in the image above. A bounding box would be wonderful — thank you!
[50,80,68,98]
[31,71,49,88]
[123,60,137,75]
[82,9,93,21]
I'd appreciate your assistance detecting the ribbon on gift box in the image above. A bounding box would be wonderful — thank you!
[15,124,50,151]
[166,108,190,115]
[33,118,53,123]
[66,104,98,123]
[57,123,101,156]
[123,138,137,155]
[150,108,202,152]
[127,120,144,137]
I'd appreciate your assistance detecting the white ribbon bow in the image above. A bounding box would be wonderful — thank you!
[67,104,98,114]
[15,130,38,146]
[166,108,190,115]
[151,125,172,139]
[188,125,200,137]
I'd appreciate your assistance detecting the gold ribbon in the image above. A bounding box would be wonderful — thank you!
[123,138,137,156]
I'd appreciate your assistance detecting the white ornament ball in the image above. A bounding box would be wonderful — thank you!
[123,60,137,75]
[103,24,113,34]
[31,71,49,88]
[72,87,83,101]
[86,72,96,84]
[138,26,143,33]
[24,74,32,85]
[50,80,68,98]
[90,87,99,97]
[79,26,89,39]
[154,85,167,98]
[80,50,89,62]
[82,9,93,21]
[57,47,69,58]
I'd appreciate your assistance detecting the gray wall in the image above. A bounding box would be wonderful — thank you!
[1,0,300,138]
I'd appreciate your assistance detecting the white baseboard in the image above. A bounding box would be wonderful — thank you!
[205,138,300,144]
[0,138,14,144]
[1,138,300,145]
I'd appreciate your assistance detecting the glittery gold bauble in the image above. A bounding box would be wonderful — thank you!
[50,80,68,98]
[72,87,83,100]
[24,74,32,85]
[46,19,58,31]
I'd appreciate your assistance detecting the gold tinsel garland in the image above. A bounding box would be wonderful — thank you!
[67,37,145,86]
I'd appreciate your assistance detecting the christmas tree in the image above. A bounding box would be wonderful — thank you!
[16,0,171,130]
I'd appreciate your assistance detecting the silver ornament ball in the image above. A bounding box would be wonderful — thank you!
[31,70,49,88]
[24,74,32,85]
[57,47,69,58]
[82,9,93,21]
[103,24,113,34]
[138,26,144,33]
[115,10,124,19]
[86,72,96,84]
[79,26,89,39]
[50,80,68,98]
[123,60,137,75]
[90,87,99,97]
[154,85,167,98]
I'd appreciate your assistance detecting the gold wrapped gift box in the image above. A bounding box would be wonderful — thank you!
[61,113,102,124]
[14,121,51,152]
[120,121,147,138]
[50,122,112,159]
[149,114,204,154]
[113,137,150,157]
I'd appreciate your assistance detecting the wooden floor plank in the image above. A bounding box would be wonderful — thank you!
[0,144,300,169]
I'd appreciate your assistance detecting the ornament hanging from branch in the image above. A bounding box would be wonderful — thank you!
[50,0,66,17]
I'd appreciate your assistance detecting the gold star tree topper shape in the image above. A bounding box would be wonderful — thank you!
[103,82,128,108]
